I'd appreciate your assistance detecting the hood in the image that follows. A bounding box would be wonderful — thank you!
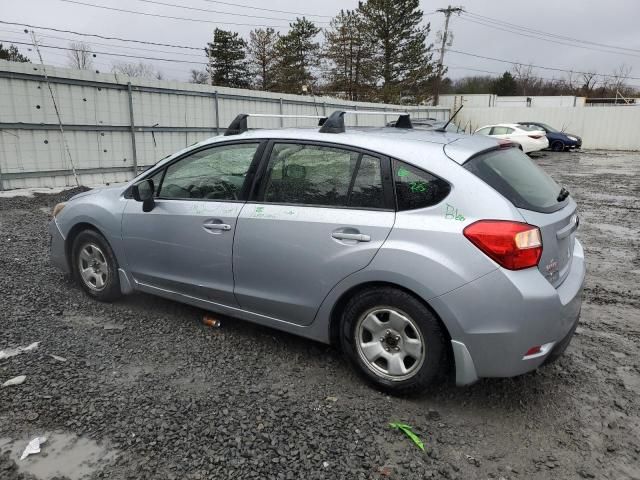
[68,184,127,202]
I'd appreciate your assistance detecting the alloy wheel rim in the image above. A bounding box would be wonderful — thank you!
[355,307,425,382]
[78,243,109,291]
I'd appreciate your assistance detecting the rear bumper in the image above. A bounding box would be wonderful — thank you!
[48,219,70,274]
[431,239,585,385]
[522,137,549,153]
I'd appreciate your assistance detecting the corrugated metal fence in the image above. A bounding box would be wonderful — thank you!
[0,61,450,190]
[456,106,640,150]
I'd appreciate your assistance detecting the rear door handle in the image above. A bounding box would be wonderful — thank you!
[203,222,231,231]
[331,232,371,242]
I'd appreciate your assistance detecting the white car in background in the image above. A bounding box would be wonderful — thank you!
[474,123,549,153]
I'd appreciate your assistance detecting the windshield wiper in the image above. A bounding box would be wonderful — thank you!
[557,187,570,202]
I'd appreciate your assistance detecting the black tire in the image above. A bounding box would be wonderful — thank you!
[71,229,122,302]
[340,287,447,395]
[551,140,565,152]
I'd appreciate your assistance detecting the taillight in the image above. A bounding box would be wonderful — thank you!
[497,139,515,149]
[528,135,543,139]
[463,220,542,270]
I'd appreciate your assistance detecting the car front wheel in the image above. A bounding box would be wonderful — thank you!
[71,229,122,302]
[340,287,447,395]
[551,140,565,152]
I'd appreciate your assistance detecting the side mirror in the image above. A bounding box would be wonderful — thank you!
[132,179,155,212]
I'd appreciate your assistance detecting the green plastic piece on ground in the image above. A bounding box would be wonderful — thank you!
[389,422,425,451]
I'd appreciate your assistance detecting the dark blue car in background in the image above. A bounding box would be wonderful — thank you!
[518,122,582,152]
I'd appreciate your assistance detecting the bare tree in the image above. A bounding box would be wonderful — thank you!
[111,61,162,79]
[580,71,598,95]
[189,69,209,84]
[67,42,93,70]
[609,64,632,95]
[512,63,535,96]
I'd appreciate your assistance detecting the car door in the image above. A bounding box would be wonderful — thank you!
[233,141,395,326]
[121,141,263,305]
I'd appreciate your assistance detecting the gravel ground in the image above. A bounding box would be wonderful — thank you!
[1,149,639,480]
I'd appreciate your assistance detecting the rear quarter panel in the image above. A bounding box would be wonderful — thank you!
[314,145,528,339]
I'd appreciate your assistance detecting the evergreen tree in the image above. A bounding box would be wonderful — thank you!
[0,43,30,63]
[248,28,279,91]
[493,71,517,96]
[359,0,435,103]
[273,18,320,94]
[205,29,250,88]
[323,9,375,101]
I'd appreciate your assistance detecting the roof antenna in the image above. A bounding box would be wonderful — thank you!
[436,105,463,132]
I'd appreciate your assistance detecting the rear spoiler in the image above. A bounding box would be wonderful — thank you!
[443,136,515,165]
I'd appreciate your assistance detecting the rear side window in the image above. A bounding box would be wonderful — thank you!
[393,159,451,211]
[464,147,564,213]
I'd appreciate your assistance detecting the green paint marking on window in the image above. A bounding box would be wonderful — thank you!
[397,167,410,177]
[409,181,427,193]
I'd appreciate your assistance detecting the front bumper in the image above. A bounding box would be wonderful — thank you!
[48,219,70,274]
[431,239,585,385]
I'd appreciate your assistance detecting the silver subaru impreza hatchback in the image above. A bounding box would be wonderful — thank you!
[49,111,585,394]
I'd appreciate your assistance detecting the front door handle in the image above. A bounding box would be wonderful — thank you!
[332,232,371,242]
[203,222,231,231]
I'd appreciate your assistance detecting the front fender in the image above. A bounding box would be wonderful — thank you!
[55,188,128,267]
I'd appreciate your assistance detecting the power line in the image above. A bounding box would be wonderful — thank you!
[2,39,208,66]
[0,26,207,59]
[464,11,640,54]
[459,15,640,58]
[58,0,289,28]
[200,0,333,18]
[0,20,202,50]
[130,0,329,24]
[446,48,640,81]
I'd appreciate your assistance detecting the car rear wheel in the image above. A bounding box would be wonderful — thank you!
[71,229,122,302]
[551,140,565,152]
[340,287,447,395]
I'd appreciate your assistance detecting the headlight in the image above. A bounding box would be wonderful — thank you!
[52,202,66,218]
[567,136,578,141]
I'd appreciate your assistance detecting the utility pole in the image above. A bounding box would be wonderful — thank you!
[433,5,464,106]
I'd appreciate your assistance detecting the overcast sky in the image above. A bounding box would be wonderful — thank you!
[3,0,640,88]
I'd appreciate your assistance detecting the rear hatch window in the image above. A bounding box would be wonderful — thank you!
[463,146,566,213]
[464,147,577,287]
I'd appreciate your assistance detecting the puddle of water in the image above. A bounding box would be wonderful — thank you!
[0,432,117,480]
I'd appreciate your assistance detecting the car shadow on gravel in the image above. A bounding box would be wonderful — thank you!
[117,287,567,408]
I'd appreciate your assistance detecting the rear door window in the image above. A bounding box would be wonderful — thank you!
[393,159,451,211]
[464,147,565,213]
[259,143,386,209]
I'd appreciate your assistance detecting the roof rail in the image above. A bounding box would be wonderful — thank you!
[319,110,413,133]
[224,113,327,136]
